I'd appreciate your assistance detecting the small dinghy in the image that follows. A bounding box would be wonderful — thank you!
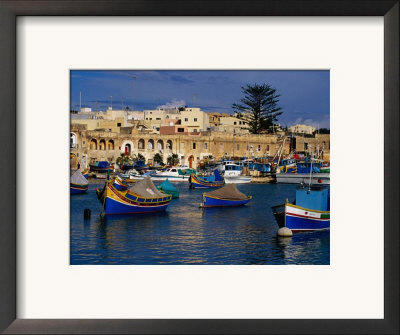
[201,184,252,207]
[70,169,89,194]
[157,179,180,198]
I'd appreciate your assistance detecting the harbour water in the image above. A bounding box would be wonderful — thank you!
[70,181,330,265]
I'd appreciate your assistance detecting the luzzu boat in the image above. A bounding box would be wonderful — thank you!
[90,161,113,173]
[157,179,180,198]
[189,169,225,189]
[82,169,89,179]
[113,175,129,191]
[276,158,297,173]
[70,169,89,194]
[272,183,330,232]
[96,176,172,215]
[201,184,252,207]
[276,160,330,185]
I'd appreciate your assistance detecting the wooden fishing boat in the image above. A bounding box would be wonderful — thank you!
[201,184,252,207]
[189,169,225,189]
[157,179,180,198]
[272,184,330,232]
[89,161,113,173]
[96,176,172,215]
[70,169,89,194]
[82,169,89,179]
[113,175,129,191]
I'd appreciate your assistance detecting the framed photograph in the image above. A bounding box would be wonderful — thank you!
[1,0,398,334]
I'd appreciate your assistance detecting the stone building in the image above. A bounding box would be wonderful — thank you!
[71,124,330,170]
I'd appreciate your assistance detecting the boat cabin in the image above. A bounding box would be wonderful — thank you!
[296,184,330,211]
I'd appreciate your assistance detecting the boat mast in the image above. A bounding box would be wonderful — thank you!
[308,146,313,191]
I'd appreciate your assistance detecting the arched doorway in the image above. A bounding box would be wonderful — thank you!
[90,139,97,150]
[147,139,154,150]
[138,139,145,149]
[108,139,115,150]
[124,143,131,155]
[157,140,164,152]
[70,133,77,148]
[188,155,194,168]
[99,139,106,150]
[166,140,173,152]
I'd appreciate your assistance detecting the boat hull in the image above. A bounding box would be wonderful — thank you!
[189,175,225,189]
[202,195,252,207]
[70,183,88,194]
[276,173,330,185]
[224,176,251,184]
[113,177,128,191]
[101,184,172,215]
[129,175,189,182]
[284,203,330,232]
[89,165,113,173]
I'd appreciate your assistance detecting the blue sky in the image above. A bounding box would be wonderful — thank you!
[70,70,330,128]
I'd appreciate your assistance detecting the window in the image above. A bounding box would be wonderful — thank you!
[181,142,185,149]
[239,121,242,125]
[117,123,121,127]
[178,128,185,133]
[194,118,198,122]
[156,118,161,120]
[267,145,270,151]
[304,142,309,150]
[258,145,261,151]
[234,121,237,125]
[184,118,188,122]
[83,141,85,144]
[193,129,197,132]
[149,118,152,120]
[204,143,208,149]
[237,144,240,150]
[193,143,196,149]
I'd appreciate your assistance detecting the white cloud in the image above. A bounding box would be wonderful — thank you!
[157,99,186,109]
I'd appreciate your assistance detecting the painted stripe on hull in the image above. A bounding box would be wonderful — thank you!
[113,180,128,191]
[104,196,169,214]
[203,196,251,207]
[70,187,88,194]
[285,213,330,231]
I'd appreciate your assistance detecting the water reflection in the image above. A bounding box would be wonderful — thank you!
[70,182,329,265]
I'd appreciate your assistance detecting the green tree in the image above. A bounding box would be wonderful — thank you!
[137,153,145,161]
[233,83,282,134]
[167,153,179,166]
[153,153,164,164]
[316,128,330,134]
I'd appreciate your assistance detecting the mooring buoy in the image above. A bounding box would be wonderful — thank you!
[84,209,91,220]
[277,227,293,237]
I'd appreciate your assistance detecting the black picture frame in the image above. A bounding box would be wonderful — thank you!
[0,1,398,334]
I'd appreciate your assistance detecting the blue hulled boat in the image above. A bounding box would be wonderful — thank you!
[70,169,89,194]
[82,169,89,179]
[272,183,330,232]
[189,169,225,189]
[201,184,252,207]
[96,176,172,215]
[89,161,113,173]
[113,175,129,191]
